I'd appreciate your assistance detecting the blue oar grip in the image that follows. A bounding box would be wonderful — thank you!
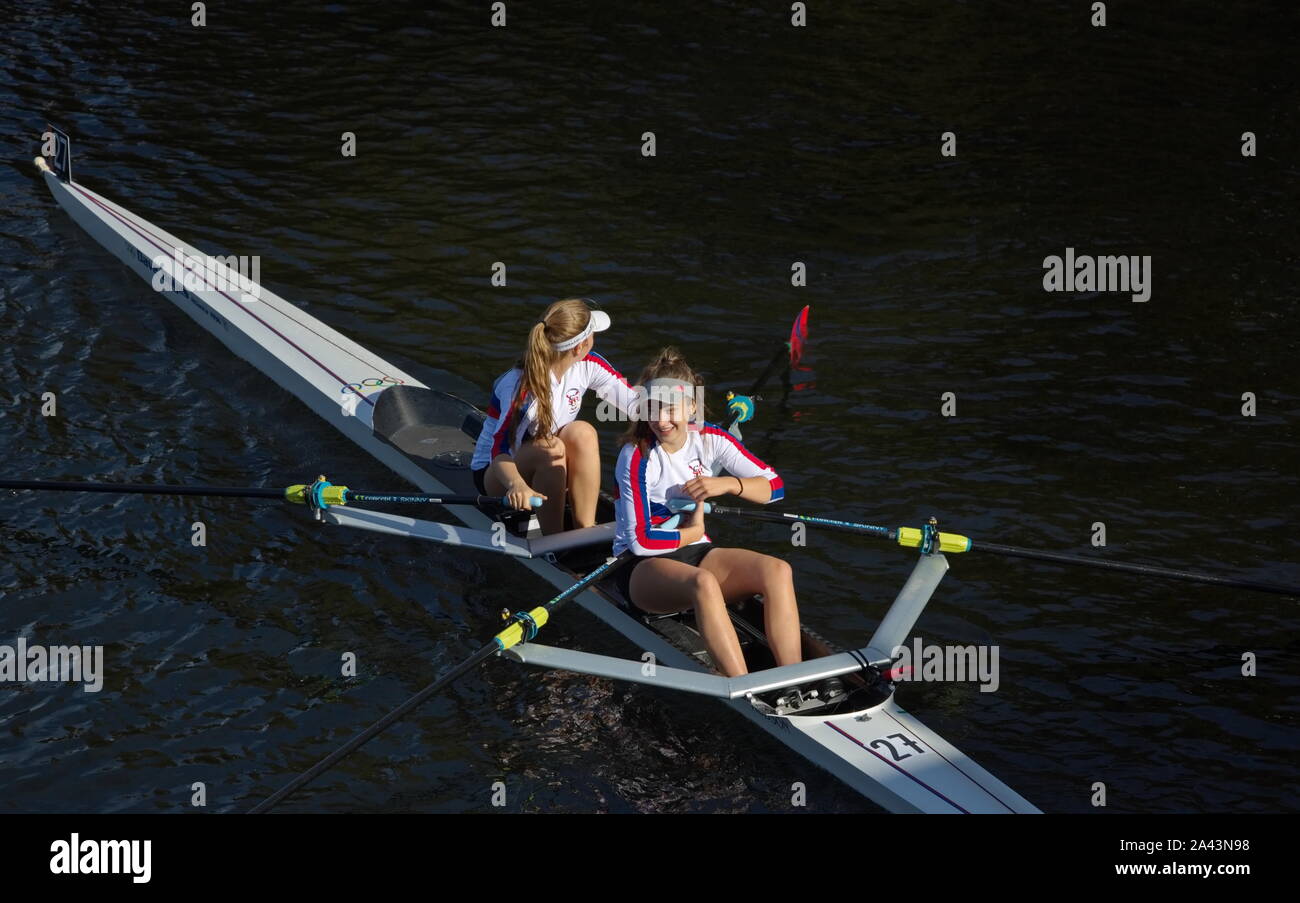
[500,495,544,508]
[667,499,712,514]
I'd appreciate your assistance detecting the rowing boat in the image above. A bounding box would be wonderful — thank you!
[35,136,1039,814]
[34,133,1039,813]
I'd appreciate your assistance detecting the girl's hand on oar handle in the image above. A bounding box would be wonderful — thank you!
[665,497,710,543]
[681,475,730,502]
[506,481,545,511]
[687,499,705,524]
[678,498,706,543]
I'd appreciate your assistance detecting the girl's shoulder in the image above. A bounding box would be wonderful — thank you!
[580,350,618,370]
[492,363,524,387]
[615,438,661,472]
[576,351,628,383]
[696,422,733,449]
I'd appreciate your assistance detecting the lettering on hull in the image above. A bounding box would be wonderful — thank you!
[127,240,229,331]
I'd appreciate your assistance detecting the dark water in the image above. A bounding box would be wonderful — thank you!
[1,1,1297,813]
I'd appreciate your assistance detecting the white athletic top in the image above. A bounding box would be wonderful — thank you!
[613,424,785,556]
[471,352,636,470]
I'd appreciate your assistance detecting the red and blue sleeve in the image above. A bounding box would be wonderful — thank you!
[615,444,681,554]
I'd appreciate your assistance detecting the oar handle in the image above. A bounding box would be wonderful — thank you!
[667,499,713,514]
[506,495,545,509]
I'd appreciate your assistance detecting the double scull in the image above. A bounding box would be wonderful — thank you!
[32,132,1039,813]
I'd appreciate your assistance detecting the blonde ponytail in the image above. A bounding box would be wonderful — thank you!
[507,298,596,443]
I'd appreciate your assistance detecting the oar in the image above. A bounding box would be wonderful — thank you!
[667,500,1300,598]
[0,478,541,509]
[247,552,631,813]
[721,305,809,438]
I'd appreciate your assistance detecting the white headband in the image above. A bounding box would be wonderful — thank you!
[552,309,611,351]
[634,379,701,423]
[643,378,697,398]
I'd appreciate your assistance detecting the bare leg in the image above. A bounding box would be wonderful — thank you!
[698,548,802,667]
[484,437,569,534]
[558,420,600,529]
[483,460,514,496]
[629,558,749,677]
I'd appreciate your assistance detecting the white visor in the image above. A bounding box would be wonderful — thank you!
[553,309,611,352]
[633,379,701,425]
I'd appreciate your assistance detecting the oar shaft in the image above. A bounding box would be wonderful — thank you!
[740,348,786,404]
[973,541,1299,597]
[247,552,631,813]
[0,478,285,500]
[709,503,893,538]
[738,318,795,413]
[701,503,1299,598]
[722,306,808,432]
[345,492,537,508]
[246,642,499,814]
[0,479,538,510]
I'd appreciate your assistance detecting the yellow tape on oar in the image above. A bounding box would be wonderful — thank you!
[897,526,971,554]
[494,606,551,651]
[285,483,349,506]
